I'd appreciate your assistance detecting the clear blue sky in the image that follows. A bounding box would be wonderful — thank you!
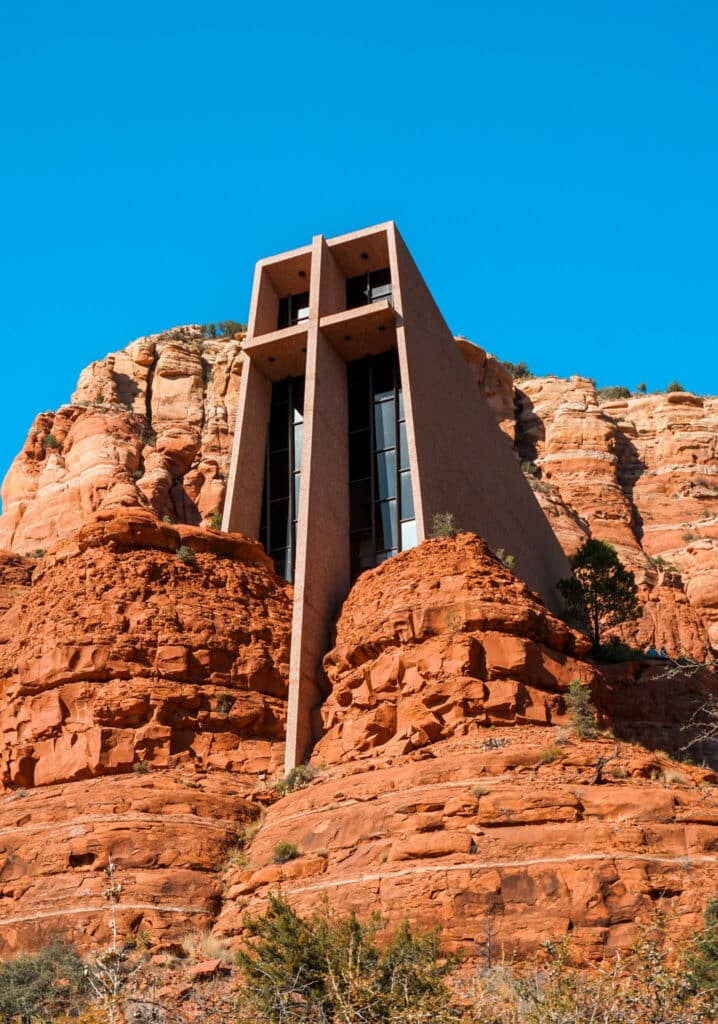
[1,1,716,486]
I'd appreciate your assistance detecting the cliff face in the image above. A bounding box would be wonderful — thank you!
[0,331,716,653]
[517,378,718,653]
[0,509,292,952]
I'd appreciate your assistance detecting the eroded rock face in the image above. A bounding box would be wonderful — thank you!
[216,729,718,962]
[316,534,594,764]
[0,509,292,952]
[213,539,718,962]
[517,378,718,655]
[1,330,716,654]
[0,328,243,553]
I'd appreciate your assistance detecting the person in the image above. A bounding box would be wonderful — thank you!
[646,645,659,658]
[660,646,669,659]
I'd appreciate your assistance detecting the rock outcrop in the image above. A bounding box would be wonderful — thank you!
[0,509,292,952]
[0,330,716,655]
[316,534,594,764]
[0,328,243,554]
[215,538,718,961]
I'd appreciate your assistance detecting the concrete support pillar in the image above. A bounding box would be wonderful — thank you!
[285,326,349,769]
[222,353,271,536]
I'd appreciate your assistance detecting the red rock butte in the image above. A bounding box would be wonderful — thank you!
[0,223,716,964]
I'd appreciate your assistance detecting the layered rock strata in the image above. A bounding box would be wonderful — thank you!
[215,539,718,961]
[0,330,716,655]
[0,509,292,951]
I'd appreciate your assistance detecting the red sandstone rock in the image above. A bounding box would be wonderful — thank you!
[1,332,715,654]
[315,534,595,764]
[0,508,292,953]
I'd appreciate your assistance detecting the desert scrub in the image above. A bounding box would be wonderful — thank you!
[430,511,460,538]
[537,745,564,764]
[276,763,317,796]
[42,432,60,451]
[132,759,150,774]
[0,941,88,1021]
[176,544,196,565]
[209,509,223,529]
[272,841,299,864]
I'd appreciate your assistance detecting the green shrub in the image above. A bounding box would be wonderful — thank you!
[596,385,631,402]
[637,382,647,393]
[685,896,718,1009]
[162,513,175,524]
[216,693,234,715]
[132,759,150,774]
[25,549,45,559]
[430,512,460,538]
[566,679,598,739]
[176,544,196,565]
[217,320,247,338]
[209,509,223,529]
[666,380,686,393]
[0,941,87,1022]
[236,894,456,1023]
[501,360,535,381]
[494,548,516,571]
[272,841,300,864]
[42,433,60,451]
[276,763,317,797]
[521,460,539,477]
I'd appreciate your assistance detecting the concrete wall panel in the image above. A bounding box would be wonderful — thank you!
[389,225,570,612]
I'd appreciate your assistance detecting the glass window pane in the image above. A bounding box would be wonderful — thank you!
[398,421,409,470]
[372,352,394,402]
[293,472,301,511]
[269,406,288,450]
[369,282,392,303]
[400,470,414,519]
[277,297,290,330]
[292,379,304,423]
[376,499,398,551]
[369,267,391,289]
[349,430,371,479]
[398,387,405,421]
[374,401,395,450]
[351,531,374,576]
[270,500,290,549]
[350,478,372,531]
[401,519,418,551]
[375,449,396,500]
[269,450,289,498]
[347,361,370,430]
[273,379,289,403]
[376,549,398,565]
[346,274,367,309]
[293,421,303,468]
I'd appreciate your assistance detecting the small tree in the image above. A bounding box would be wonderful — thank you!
[558,539,640,654]
[566,679,597,739]
[666,380,686,393]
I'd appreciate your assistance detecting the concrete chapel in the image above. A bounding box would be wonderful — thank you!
[223,222,570,768]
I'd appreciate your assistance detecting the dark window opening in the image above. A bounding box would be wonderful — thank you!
[259,376,304,581]
[346,267,392,310]
[277,291,310,329]
[347,351,416,580]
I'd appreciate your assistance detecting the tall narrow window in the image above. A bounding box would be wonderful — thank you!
[347,352,416,579]
[259,377,304,581]
[346,268,392,310]
[277,291,310,329]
